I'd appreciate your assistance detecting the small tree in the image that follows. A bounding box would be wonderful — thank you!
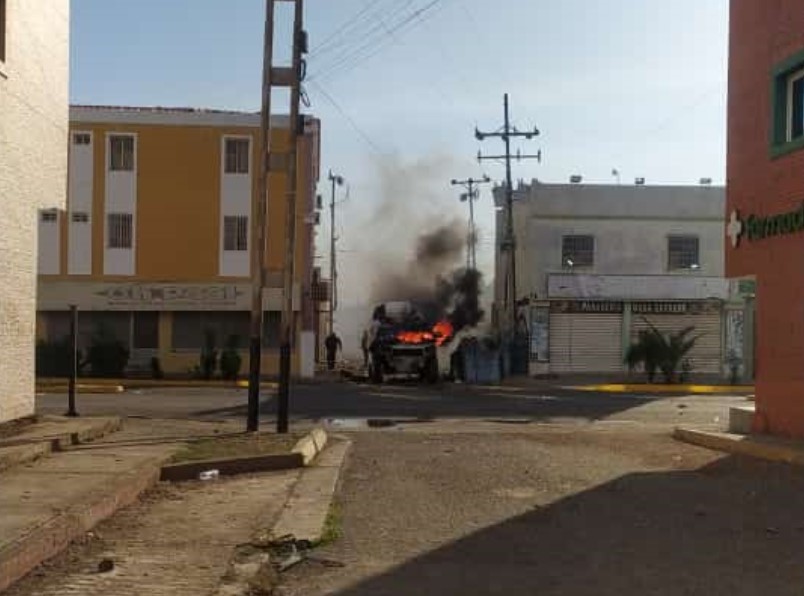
[625,320,703,384]
[219,334,242,381]
[199,329,218,380]
[86,325,130,378]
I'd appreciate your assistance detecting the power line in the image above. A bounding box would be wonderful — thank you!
[307,80,384,155]
[310,0,390,56]
[310,0,446,84]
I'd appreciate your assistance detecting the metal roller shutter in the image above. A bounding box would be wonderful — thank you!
[550,313,623,373]
[630,313,721,374]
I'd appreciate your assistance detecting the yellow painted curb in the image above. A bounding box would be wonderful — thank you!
[36,384,125,394]
[571,383,755,394]
[673,427,804,465]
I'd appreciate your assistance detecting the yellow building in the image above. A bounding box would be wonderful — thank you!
[36,105,324,378]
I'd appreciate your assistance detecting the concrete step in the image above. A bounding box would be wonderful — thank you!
[728,404,755,434]
[0,416,122,473]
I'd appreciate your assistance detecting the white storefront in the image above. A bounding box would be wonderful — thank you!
[494,182,753,379]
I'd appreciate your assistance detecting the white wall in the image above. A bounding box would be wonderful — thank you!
[495,182,726,302]
[68,131,94,274]
[219,135,252,277]
[0,0,69,422]
[104,133,137,276]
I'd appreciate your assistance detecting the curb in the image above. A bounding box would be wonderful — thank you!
[0,455,164,593]
[159,428,328,482]
[36,385,125,394]
[0,417,123,472]
[214,435,351,596]
[673,427,804,465]
[574,384,755,394]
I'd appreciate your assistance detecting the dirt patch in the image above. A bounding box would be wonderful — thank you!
[170,432,303,463]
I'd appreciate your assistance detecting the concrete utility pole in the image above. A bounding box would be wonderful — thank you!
[451,175,490,271]
[327,171,344,336]
[277,0,307,435]
[476,94,541,333]
[247,0,276,433]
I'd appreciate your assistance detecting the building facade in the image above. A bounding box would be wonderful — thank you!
[36,106,323,378]
[0,1,69,422]
[727,0,804,436]
[495,182,751,379]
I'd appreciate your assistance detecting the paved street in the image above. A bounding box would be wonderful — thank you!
[36,380,746,430]
[279,423,804,596]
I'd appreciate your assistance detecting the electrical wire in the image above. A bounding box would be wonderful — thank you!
[307,80,385,155]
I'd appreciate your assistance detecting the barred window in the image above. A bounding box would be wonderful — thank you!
[224,138,249,174]
[561,235,594,267]
[40,210,58,223]
[108,213,133,249]
[73,133,91,145]
[223,215,248,251]
[172,312,249,350]
[71,212,89,223]
[668,235,700,270]
[109,135,134,171]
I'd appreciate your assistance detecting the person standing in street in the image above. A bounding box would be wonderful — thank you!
[325,332,342,371]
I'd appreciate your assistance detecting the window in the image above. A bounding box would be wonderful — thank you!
[133,312,159,349]
[223,215,248,251]
[108,213,133,249]
[224,138,249,174]
[71,212,89,223]
[172,312,249,350]
[561,235,594,268]
[40,210,58,223]
[0,0,6,64]
[73,133,91,146]
[109,135,134,171]
[787,69,804,142]
[668,235,700,270]
[262,311,281,348]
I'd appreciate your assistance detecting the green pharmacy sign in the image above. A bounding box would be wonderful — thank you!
[728,204,804,248]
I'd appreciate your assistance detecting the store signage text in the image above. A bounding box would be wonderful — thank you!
[728,203,804,248]
[96,284,244,306]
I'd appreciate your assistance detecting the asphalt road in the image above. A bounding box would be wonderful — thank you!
[36,380,745,429]
[278,424,804,596]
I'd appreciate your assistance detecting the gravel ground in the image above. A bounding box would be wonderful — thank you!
[278,423,804,596]
[5,470,299,596]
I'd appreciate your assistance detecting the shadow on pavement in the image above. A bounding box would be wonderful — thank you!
[331,456,804,595]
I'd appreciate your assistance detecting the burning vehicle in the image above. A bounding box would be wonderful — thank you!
[366,301,457,383]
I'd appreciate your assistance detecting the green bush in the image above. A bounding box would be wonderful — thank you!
[36,339,82,377]
[625,320,702,384]
[220,335,243,381]
[86,325,130,378]
[199,329,218,380]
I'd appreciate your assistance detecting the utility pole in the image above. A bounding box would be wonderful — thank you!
[247,0,276,433]
[277,0,307,434]
[451,175,490,271]
[327,171,344,336]
[476,93,541,335]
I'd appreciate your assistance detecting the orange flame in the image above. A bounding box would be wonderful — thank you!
[396,320,454,346]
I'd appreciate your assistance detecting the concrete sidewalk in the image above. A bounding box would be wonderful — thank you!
[0,417,242,592]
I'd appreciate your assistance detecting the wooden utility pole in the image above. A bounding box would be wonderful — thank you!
[247,0,276,433]
[248,0,307,434]
[277,0,306,434]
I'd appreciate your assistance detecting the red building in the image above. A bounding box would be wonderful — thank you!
[728,1,804,436]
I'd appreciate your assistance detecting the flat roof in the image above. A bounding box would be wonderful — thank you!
[69,105,298,128]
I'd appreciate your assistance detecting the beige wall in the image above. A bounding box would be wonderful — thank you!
[0,1,69,422]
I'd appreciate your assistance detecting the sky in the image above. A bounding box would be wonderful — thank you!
[70,0,730,308]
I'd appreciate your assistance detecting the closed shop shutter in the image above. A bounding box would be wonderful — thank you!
[630,312,721,374]
[550,313,623,373]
